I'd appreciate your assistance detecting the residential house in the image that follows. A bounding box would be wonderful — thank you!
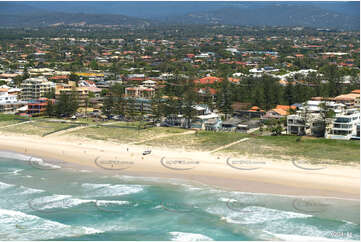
[333,90,360,109]
[142,80,157,88]
[191,113,220,129]
[221,118,241,131]
[194,76,222,85]
[263,105,296,119]
[204,117,223,131]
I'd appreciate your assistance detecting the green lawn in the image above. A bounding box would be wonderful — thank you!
[3,120,76,137]
[0,114,29,127]
[223,135,360,164]
[67,125,186,143]
[142,130,249,151]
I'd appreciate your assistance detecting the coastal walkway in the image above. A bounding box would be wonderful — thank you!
[209,137,249,153]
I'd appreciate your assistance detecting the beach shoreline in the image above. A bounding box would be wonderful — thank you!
[0,132,359,200]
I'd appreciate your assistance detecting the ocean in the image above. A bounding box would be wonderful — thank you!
[0,150,359,241]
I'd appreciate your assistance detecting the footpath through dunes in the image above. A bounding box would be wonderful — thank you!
[209,138,249,153]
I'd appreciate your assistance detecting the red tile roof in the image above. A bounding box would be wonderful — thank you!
[49,75,69,80]
[194,76,222,85]
[275,105,296,111]
[198,88,217,95]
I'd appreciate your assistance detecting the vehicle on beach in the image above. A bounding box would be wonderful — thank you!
[142,150,151,155]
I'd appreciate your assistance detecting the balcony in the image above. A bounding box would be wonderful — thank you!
[333,124,352,130]
[287,119,305,126]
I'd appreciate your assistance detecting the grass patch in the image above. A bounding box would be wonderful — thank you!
[223,135,360,163]
[3,121,76,136]
[142,130,249,151]
[0,114,29,127]
[68,125,186,143]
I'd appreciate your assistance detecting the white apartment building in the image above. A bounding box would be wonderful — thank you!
[0,89,26,113]
[21,77,55,101]
[325,109,360,140]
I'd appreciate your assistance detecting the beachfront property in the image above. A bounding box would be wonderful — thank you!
[163,104,221,129]
[55,83,101,109]
[221,118,240,131]
[287,114,307,135]
[287,113,325,137]
[27,98,54,116]
[20,77,55,101]
[231,103,265,119]
[191,112,221,129]
[325,109,360,140]
[286,90,360,139]
[0,87,26,113]
[124,97,153,114]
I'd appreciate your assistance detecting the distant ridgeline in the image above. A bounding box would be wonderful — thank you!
[0,2,359,30]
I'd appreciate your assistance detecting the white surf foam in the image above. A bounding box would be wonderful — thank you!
[29,195,96,211]
[0,151,33,161]
[0,181,15,190]
[0,208,102,240]
[81,183,144,197]
[212,206,312,225]
[273,233,351,241]
[0,151,61,169]
[29,159,61,169]
[17,186,44,195]
[170,232,213,241]
[96,200,129,206]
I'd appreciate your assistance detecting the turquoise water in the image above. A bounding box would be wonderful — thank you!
[0,151,359,241]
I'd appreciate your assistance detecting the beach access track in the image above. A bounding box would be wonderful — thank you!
[209,138,249,153]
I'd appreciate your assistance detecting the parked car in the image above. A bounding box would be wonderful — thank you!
[142,150,151,155]
[160,122,171,127]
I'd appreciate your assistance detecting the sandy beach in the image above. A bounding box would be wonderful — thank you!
[0,131,359,200]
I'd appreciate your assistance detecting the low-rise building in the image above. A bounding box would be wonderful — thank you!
[27,98,53,116]
[191,113,220,129]
[333,91,360,109]
[263,105,296,119]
